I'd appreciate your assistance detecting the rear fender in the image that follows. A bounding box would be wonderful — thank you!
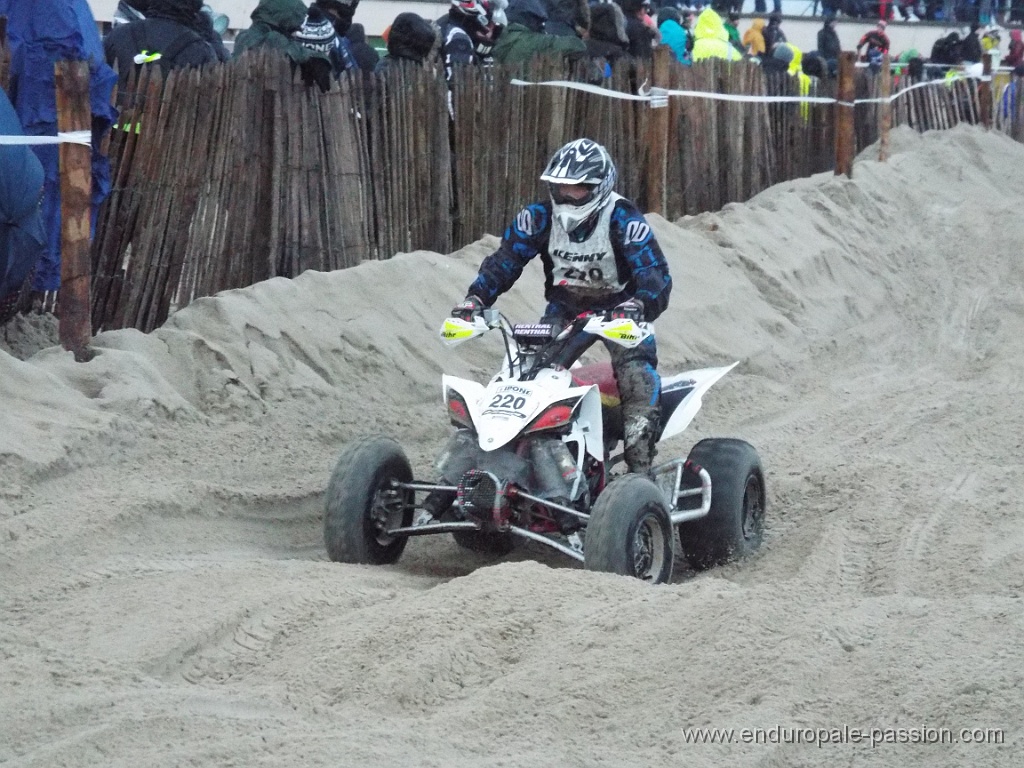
[658,363,738,442]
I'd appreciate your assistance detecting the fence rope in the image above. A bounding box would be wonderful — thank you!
[511,73,981,108]
[0,129,92,145]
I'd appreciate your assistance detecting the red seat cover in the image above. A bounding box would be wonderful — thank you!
[571,362,620,403]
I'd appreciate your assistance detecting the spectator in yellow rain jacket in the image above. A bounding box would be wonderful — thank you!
[742,17,766,58]
[691,8,742,62]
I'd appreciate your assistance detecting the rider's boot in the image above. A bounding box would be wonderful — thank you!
[623,406,660,476]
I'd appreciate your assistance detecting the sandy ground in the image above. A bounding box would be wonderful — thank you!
[1,124,1022,767]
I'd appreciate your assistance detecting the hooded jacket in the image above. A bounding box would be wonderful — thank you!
[493,0,585,65]
[742,18,765,57]
[376,13,436,69]
[0,88,45,305]
[233,0,315,63]
[658,17,690,65]
[586,3,628,64]
[492,22,586,64]
[691,9,742,62]
[104,0,219,79]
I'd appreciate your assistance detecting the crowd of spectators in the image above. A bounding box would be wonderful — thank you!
[98,0,1024,95]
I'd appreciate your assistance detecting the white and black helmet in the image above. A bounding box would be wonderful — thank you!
[540,138,618,234]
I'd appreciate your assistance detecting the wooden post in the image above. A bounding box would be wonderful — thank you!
[55,60,94,361]
[879,53,892,162]
[644,45,671,216]
[835,52,856,177]
[979,53,993,129]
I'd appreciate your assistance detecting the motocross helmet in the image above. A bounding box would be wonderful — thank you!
[540,139,618,235]
[450,0,490,28]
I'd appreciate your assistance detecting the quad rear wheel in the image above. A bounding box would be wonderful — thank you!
[584,474,674,583]
[324,436,413,564]
[677,438,765,571]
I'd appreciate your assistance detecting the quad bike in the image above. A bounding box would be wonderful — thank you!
[324,309,766,584]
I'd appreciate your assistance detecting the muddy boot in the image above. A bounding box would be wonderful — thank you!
[623,406,660,476]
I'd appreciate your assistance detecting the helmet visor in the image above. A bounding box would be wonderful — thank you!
[548,182,596,207]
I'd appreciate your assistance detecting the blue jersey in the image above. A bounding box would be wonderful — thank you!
[468,199,672,321]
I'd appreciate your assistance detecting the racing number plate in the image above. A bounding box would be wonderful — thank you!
[481,383,535,421]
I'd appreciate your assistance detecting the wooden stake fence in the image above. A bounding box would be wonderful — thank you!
[85,52,995,334]
[55,60,93,360]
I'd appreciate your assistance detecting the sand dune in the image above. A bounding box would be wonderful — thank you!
[1,124,1021,766]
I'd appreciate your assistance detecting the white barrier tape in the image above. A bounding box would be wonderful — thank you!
[510,78,650,101]
[512,73,985,108]
[0,130,92,146]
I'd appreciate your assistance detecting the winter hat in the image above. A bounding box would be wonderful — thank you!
[772,42,794,64]
[294,7,337,55]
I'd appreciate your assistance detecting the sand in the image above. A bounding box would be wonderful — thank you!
[1,124,1021,767]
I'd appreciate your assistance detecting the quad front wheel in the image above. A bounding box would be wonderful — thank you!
[677,438,765,571]
[324,436,413,564]
[584,474,674,583]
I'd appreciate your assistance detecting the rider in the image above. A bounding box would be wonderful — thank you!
[452,138,672,475]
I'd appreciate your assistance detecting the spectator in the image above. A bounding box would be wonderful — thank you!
[762,12,786,52]
[233,0,315,63]
[856,19,889,63]
[682,10,697,56]
[438,0,500,73]
[375,12,437,70]
[110,0,230,61]
[817,14,841,71]
[641,1,661,45]
[615,0,658,60]
[104,0,220,81]
[315,0,359,37]
[998,63,1024,120]
[492,0,586,64]
[930,30,964,64]
[742,16,767,56]
[1006,27,1024,67]
[657,6,692,64]
[5,0,117,302]
[0,88,45,319]
[586,2,631,69]
[760,38,793,73]
[724,11,744,53]
[112,0,147,26]
[293,7,337,90]
[312,0,362,76]
[691,7,743,60]
[542,0,590,37]
[347,23,381,71]
[962,22,984,62]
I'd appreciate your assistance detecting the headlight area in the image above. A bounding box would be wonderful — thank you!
[524,399,580,434]
[445,388,474,429]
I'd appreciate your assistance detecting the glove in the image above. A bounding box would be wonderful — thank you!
[452,295,485,321]
[610,298,645,323]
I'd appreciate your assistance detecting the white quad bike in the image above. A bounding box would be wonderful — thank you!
[324,309,766,583]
